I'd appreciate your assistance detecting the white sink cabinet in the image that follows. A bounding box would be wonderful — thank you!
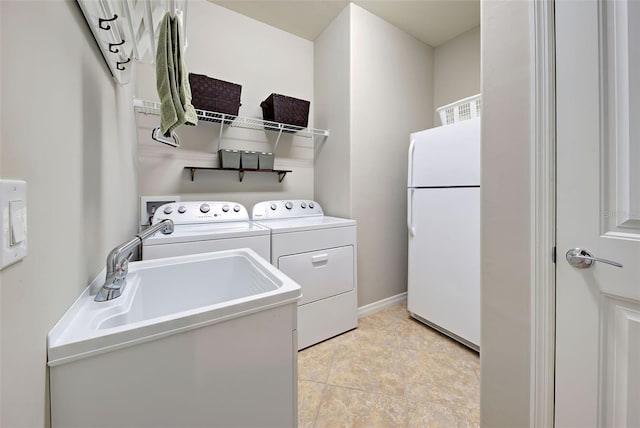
[48,249,301,428]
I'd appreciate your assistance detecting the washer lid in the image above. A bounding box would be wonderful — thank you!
[143,221,270,246]
[255,216,356,233]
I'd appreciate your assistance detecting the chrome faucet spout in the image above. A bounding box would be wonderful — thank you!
[95,219,174,302]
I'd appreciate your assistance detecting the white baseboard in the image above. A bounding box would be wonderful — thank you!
[357,292,407,318]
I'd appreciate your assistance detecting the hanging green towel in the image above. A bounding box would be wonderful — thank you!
[156,12,197,137]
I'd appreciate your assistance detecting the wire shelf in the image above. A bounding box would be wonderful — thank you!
[133,99,329,138]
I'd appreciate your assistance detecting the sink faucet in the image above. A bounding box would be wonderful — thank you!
[95,219,174,302]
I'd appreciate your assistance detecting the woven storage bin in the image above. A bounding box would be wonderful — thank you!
[189,73,242,116]
[219,149,240,169]
[260,93,310,130]
[240,151,259,169]
[258,152,274,170]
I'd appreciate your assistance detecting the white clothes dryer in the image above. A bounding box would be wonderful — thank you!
[251,200,357,349]
[142,201,270,261]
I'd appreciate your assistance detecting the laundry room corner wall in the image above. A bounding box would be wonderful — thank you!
[135,0,315,209]
[314,4,433,307]
[314,5,351,218]
[349,4,434,306]
[0,2,139,427]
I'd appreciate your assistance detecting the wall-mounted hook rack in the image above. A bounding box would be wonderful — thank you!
[77,0,188,84]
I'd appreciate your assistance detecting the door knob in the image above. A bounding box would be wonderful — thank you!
[565,248,623,269]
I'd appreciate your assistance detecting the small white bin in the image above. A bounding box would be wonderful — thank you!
[436,94,481,126]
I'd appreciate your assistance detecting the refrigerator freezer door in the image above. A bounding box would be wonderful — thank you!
[407,187,480,347]
[409,117,480,188]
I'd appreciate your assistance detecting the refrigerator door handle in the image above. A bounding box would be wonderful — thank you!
[408,139,416,187]
[408,188,416,237]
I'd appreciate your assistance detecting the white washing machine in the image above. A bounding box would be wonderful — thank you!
[251,200,357,349]
[142,201,270,261]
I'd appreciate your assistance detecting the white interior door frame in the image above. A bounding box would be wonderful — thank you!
[530,1,556,426]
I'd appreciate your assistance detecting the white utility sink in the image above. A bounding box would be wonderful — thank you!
[48,248,301,428]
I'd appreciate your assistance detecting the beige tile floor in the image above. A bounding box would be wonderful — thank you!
[298,303,480,428]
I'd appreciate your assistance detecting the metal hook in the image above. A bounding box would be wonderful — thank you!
[109,40,125,54]
[116,58,131,71]
[98,14,118,31]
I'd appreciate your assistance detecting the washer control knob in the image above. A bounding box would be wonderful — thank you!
[200,203,210,213]
[301,202,307,209]
[177,205,187,214]
[222,204,230,213]
[309,202,315,209]
[270,203,277,211]
[233,205,241,212]
[163,206,173,214]
[285,201,293,210]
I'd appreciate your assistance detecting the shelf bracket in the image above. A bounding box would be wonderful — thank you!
[239,170,245,182]
[313,132,329,158]
[277,171,287,183]
[273,124,284,153]
[217,114,226,153]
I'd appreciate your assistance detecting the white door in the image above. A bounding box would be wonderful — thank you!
[556,0,640,426]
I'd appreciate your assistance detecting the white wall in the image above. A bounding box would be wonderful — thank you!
[136,1,315,211]
[434,26,481,124]
[480,1,533,426]
[0,1,139,427]
[315,4,433,307]
[350,4,434,305]
[314,6,351,218]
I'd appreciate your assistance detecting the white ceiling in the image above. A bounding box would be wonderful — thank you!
[209,0,480,47]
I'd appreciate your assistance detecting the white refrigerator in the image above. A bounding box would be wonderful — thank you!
[407,117,480,350]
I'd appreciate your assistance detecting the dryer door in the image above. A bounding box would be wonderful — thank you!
[278,246,354,306]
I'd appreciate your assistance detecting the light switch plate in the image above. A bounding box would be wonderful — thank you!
[1,180,27,270]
